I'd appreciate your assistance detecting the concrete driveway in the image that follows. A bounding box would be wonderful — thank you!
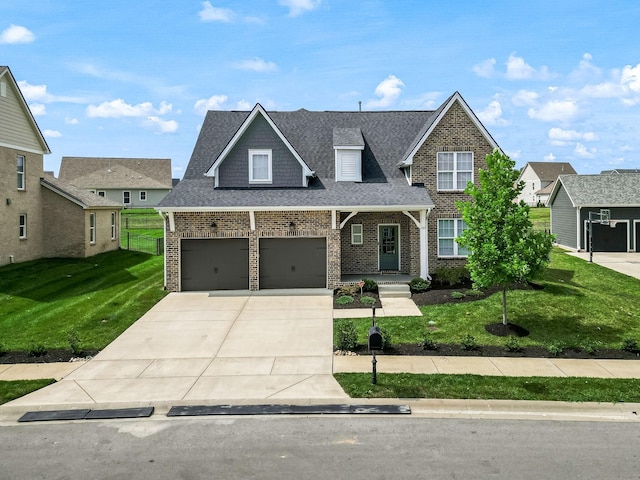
[9,292,347,407]
[566,252,640,280]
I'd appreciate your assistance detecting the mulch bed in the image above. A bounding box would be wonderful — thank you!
[0,349,99,364]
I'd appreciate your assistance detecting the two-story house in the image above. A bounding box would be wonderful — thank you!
[157,92,499,292]
[515,161,576,206]
[1,66,122,266]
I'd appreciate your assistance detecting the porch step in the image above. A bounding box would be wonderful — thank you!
[378,284,411,299]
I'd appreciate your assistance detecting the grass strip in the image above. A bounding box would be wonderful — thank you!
[335,373,640,403]
[0,380,55,405]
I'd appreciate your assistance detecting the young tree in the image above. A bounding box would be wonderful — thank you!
[456,150,554,326]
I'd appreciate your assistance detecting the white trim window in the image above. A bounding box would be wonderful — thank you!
[249,149,272,184]
[438,218,469,257]
[19,214,27,239]
[139,191,147,201]
[351,224,363,245]
[437,152,473,191]
[97,191,106,197]
[110,212,117,240]
[17,155,25,190]
[89,213,96,244]
[123,191,131,204]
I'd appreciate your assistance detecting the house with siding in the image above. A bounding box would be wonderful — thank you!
[515,161,576,206]
[549,174,640,252]
[58,157,172,207]
[0,66,122,266]
[157,92,500,292]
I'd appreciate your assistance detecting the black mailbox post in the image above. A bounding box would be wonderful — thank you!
[368,307,383,384]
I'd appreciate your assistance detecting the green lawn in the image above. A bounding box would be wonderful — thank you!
[337,248,640,351]
[335,373,640,403]
[529,206,550,231]
[0,250,166,351]
[0,380,55,405]
[120,208,164,252]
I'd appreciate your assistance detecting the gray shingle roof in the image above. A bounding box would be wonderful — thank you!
[41,174,123,209]
[59,157,172,189]
[557,174,640,206]
[524,162,576,181]
[333,128,364,147]
[166,107,439,209]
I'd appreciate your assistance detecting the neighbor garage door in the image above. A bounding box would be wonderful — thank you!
[590,222,628,252]
[181,238,249,291]
[259,238,326,289]
[636,222,640,252]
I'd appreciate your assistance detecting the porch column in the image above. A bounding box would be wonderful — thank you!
[420,209,428,279]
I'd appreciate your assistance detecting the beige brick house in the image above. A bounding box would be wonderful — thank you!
[157,92,499,292]
[0,66,122,266]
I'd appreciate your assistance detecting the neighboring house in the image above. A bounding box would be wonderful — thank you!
[601,168,640,174]
[157,92,500,292]
[58,157,173,207]
[0,66,122,266]
[549,174,640,252]
[516,161,576,206]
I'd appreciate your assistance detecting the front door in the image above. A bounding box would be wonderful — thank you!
[379,225,399,270]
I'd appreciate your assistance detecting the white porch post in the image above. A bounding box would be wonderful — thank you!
[420,209,428,279]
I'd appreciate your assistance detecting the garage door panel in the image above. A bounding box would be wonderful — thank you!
[636,223,640,252]
[260,238,327,289]
[589,223,628,252]
[181,239,249,291]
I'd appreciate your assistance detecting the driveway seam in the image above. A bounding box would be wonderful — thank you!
[265,374,314,399]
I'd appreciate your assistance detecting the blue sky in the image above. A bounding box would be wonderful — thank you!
[2,1,640,178]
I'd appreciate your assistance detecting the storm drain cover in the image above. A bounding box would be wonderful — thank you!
[167,404,411,417]
[18,407,154,422]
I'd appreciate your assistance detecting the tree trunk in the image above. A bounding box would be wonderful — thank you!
[502,286,508,326]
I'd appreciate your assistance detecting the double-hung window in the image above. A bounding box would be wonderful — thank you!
[351,224,363,245]
[123,191,131,204]
[19,214,27,239]
[437,152,473,191]
[139,191,147,201]
[249,149,272,184]
[89,213,96,244]
[438,218,469,257]
[110,212,117,240]
[17,155,25,190]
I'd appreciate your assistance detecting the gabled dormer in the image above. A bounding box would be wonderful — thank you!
[205,103,314,188]
[333,127,364,182]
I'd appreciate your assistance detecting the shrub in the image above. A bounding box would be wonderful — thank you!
[335,320,358,351]
[379,327,392,350]
[360,295,376,305]
[621,338,639,352]
[451,291,466,300]
[461,334,477,351]
[28,343,47,357]
[504,336,522,353]
[434,266,470,286]
[581,340,602,355]
[361,278,378,293]
[337,285,359,296]
[409,277,431,293]
[467,289,485,298]
[67,330,83,356]
[422,332,438,351]
[546,342,564,357]
[336,295,354,305]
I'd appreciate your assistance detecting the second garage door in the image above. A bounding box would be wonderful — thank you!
[259,238,327,289]
[181,238,249,291]
[589,222,628,252]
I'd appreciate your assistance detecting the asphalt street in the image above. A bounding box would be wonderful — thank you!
[1,416,639,479]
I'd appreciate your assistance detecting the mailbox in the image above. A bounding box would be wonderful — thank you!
[368,326,383,351]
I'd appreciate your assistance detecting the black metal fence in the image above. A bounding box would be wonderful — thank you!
[123,232,164,256]
[122,216,165,229]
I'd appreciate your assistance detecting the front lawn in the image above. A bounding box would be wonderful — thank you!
[0,380,55,405]
[0,250,166,352]
[337,249,640,352]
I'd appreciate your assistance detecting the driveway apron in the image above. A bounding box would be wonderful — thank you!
[9,292,347,407]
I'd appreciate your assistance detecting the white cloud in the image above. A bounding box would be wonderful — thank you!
[477,100,507,126]
[86,98,173,118]
[472,58,496,78]
[279,0,321,17]
[548,127,598,146]
[236,100,252,110]
[569,53,602,82]
[198,1,235,22]
[528,100,578,122]
[194,94,228,115]
[511,89,538,107]
[544,153,556,162]
[233,57,278,73]
[17,80,87,104]
[574,142,596,158]
[619,145,633,152]
[366,75,404,108]
[608,157,625,165]
[0,24,35,44]
[144,116,178,134]
[505,149,521,160]
[29,103,46,116]
[505,53,551,80]
[43,129,62,138]
[65,117,79,125]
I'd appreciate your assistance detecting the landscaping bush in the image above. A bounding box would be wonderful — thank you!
[433,266,470,286]
[379,327,392,350]
[360,295,376,305]
[335,320,358,351]
[450,291,466,300]
[504,336,522,353]
[546,341,564,357]
[621,337,639,352]
[422,332,438,351]
[361,278,378,293]
[337,285,359,297]
[409,277,431,293]
[461,334,477,351]
[67,330,83,356]
[336,295,354,305]
[28,343,47,357]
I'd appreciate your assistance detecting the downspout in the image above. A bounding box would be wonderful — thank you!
[576,206,582,251]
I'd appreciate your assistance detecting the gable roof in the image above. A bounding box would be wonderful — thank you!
[601,168,640,174]
[0,66,51,155]
[550,174,640,207]
[520,162,576,182]
[205,103,314,183]
[59,157,172,189]
[41,174,123,209]
[397,92,501,167]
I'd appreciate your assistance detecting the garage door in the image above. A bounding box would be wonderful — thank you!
[259,238,326,289]
[589,222,628,252]
[636,222,640,252]
[181,238,249,291]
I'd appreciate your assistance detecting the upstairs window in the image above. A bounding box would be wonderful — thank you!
[437,152,473,191]
[249,149,272,184]
[139,191,147,201]
[17,155,25,190]
[123,191,131,204]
